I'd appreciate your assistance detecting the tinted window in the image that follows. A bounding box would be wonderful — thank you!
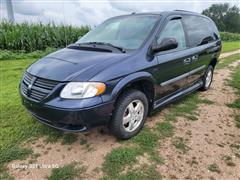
[206,19,220,40]
[183,15,219,47]
[157,19,186,50]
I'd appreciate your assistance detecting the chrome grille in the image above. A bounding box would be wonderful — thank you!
[21,72,59,102]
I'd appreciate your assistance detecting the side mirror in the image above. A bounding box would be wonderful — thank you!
[151,38,178,54]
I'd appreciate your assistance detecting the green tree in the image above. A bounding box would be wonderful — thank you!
[202,3,240,33]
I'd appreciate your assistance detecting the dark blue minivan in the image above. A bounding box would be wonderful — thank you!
[20,11,221,139]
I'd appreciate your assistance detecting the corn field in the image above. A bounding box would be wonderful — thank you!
[0,21,90,52]
[1,21,239,53]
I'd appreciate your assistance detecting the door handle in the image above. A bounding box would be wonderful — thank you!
[192,55,199,61]
[183,58,191,64]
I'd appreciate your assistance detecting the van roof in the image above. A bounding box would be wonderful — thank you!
[134,10,201,16]
[115,10,207,19]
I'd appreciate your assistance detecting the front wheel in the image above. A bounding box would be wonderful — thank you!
[200,65,214,91]
[109,89,148,140]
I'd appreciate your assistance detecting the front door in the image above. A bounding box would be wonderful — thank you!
[153,17,191,101]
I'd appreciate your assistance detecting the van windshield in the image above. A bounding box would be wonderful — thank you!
[76,15,159,50]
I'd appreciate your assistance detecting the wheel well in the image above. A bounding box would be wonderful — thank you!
[209,58,217,68]
[115,80,155,112]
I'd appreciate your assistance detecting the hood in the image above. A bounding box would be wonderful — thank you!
[27,48,130,81]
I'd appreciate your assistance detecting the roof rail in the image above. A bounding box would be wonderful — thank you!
[174,10,194,13]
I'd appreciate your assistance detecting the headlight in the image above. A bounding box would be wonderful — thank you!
[60,82,106,99]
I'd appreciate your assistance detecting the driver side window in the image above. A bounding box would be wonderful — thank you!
[157,19,186,50]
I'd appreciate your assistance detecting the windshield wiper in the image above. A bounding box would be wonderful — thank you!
[77,42,126,53]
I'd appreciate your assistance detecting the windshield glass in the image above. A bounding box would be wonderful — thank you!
[76,15,159,50]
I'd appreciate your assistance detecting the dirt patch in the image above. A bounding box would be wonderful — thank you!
[7,128,120,179]
[157,60,240,179]
[219,49,240,59]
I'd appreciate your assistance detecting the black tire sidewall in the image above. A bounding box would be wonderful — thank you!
[110,89,148,139]
[202,65,214,91]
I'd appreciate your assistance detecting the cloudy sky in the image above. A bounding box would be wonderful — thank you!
[0,0,239,27]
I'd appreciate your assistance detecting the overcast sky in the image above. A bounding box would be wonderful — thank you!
[0,0,239,27]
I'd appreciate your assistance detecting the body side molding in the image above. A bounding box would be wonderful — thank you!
[160,65,206,86]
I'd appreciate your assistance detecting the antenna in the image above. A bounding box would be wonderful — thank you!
[5,0,15,22]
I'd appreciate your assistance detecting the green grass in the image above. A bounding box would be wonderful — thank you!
[0,147,33,165]
[131,129,159,151]
[220,32,240,42]
[235,115,240,128]
[227,64,240,128]
[102,121,174,178]
[222,41,240,52]
[217,53,240,69]
[172,137,189,153]
[0,48,56,60]
[117,165,162,180]
[227,101,240,109]
[163,93,212,122]
[79,138,93,151]
[48,162,85,180]
[208,163,221,173]
[102,123,174,178]
[222,155,236,166]
[80,138,88,145]
[230,143,240,158]
[61,133,78,145]
[156,121,175,138]
[0,165,14,180]
[229,65,240,108]
[0,58,64,168]
[44,130,63,143]
[103,147,143,177]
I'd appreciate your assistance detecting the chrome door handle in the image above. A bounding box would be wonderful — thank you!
[192,55,199,61]
[183,58,191,64]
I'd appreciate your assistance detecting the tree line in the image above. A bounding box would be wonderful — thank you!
[202,3,240,33]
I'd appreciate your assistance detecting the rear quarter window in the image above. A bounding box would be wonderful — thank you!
[183,15,219,47]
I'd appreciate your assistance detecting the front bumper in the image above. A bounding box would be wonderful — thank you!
[21,95,114,132]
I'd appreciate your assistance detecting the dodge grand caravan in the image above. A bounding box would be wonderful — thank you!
[20,10,221,139]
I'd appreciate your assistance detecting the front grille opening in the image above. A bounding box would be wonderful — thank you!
[21,72,59,102]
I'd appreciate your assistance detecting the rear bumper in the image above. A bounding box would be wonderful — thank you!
[21,95,114,132]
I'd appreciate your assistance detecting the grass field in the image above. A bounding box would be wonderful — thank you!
[0,59,63,168]
[217,54,240,69]
[0,44,239,178]
[222,41,240,52]
[228,62,240,127]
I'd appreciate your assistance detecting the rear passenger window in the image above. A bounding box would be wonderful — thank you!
[157,19,186,50]
[183,16,218,47]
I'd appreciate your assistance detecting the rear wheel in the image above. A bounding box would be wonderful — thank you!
[109,89,148,139]
[200,65,214,91]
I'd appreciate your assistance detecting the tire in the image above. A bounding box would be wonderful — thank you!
[109,89,149,140]
[200,65,214,91]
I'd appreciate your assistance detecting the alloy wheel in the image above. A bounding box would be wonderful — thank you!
[122,100,144,132]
